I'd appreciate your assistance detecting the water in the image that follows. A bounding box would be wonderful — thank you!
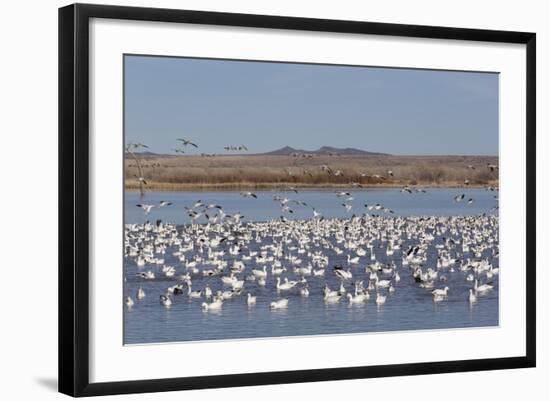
[124,188,499,344]
[125,188,498,224]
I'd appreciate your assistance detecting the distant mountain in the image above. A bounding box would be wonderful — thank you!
[263,146,298,155]
[263,146,389,156]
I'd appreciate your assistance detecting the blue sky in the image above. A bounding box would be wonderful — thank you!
[124,55,498,155]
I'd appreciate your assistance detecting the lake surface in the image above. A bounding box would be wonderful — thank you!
[125,188,498,224]
[124,188,499,344]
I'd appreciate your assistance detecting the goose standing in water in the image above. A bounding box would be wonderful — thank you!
[393,270,400,283]
[247,293,257,305]
[125,296,134,308]
[474,279,493,293]
[469,289,477,304]
[376,293,387,305]
[270,299,289,309]
[187,283,203,299]
[323,284,340,300]
[431,287,449,298]
[338,282,346,294]
[347,293,368,304]
[252,266,268,279]
[159,294,172,307]
[202,298,223,311]
[204,285,213,299]
[375,276,392,289]
[334,266,352,281]
[271,265,286,276]
[276,277,297,291]
[136,271,155,280]
[313,268,325,277]
[136,287,145,300]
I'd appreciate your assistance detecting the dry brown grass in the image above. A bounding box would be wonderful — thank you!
[125,154,499,190]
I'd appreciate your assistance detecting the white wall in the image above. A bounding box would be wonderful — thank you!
[0,0,546,399]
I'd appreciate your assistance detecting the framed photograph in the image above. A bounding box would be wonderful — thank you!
[59,3,536,397]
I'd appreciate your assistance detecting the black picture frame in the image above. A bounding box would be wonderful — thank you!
[59,3,536,397]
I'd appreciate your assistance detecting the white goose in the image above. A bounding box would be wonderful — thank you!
[338,282,347,294]
[334,267,353,281]
[125,296,134,308]
[431,287,449,297]
[313,268,325,277]
[159,294,172,307]
[187,283,202,298]
[347,293,368,304]
[469,289,477,303]
[136,271,155,280]
[247,293,257,305]
[394,271,401,283]
[252,266,268,279]
[276,277,297,291]
[136,287,145,300]
[376,293,387,305]
[375,276,392,289]
[474,279,493,293]
[202,298,223,311]
[271,265,286,276]
[323,285,340,299]
[294,265,312,276]
[221,274,237,285]
[270,299,289,309]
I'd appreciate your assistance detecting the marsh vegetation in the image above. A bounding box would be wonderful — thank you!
[124,153,499,191]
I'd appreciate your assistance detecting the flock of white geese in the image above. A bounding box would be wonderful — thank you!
[124,197,499,313]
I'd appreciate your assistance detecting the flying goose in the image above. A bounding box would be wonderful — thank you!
[177,138,198,148]
[136,203,155,214]
[240,191,257,199]
[454,194,465,203]
[134,176,148,185]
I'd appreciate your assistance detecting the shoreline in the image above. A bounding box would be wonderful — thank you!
[124,181,498,192]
